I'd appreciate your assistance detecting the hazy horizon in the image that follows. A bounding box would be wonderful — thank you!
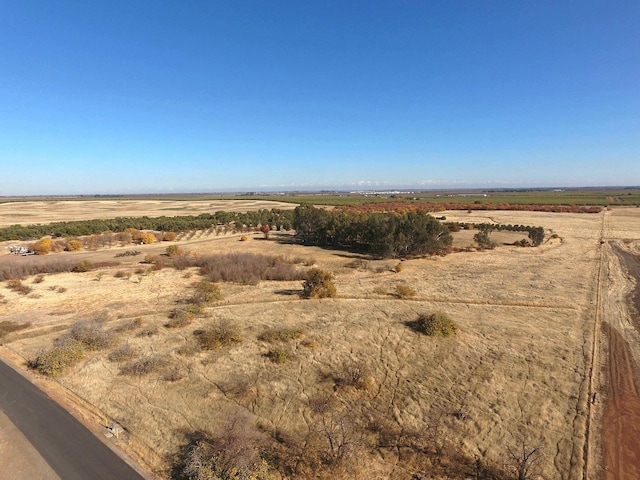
[1,2,638,196]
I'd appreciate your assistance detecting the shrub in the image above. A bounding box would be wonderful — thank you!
[140,232,156,244]
[372,285,388,296]
[166,245,182,257]
[72,260,94,273]
[394,262,404,273]
[266,346,295,364]
[258,327,304,343]
[65,238,83,251]
[68,320,114,350]
[337,360,370,389]
[107,344,138,362]
[114,270,130,278]
[176,341,202,357]
[197,253,303,285]
[136,326,159,337]
[194,320,242,350]
[119,355,169,376]
[33,274,45,284]
[394,284,417,299]
[191,281,222,304]
[28,338,85,376]
[166,305,203,328]
[407,312,459,337]
[6,279,33,295]
[163,231,177,241]
[302,268,336,299]
[240,235,248,241]
[474,230,496,250]
[31,238,53,255]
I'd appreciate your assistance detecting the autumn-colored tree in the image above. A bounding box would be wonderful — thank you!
[260,224,271,239]
[31,238,53,255]
[65,238,83,251]
[140,232,156,244]
[163,231,177,241]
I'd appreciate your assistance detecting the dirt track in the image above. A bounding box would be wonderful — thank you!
[601,244,640,479]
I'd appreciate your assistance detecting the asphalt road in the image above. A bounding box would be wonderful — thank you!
[0,360,144,480]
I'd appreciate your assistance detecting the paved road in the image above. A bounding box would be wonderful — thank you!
[0,360,144,480]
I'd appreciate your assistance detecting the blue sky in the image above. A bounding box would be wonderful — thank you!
[1,1,638,195]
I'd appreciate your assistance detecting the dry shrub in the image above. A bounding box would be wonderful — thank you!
[119,355,169,376]
[345,259,369,270]
[194,320,242,350]
[407,312,459,337]
[68,319,114,350]
[57,286,67,293]
[0,258,77,280]
[107,343,138,362]
[166,305,203,328]
[6,279,33,295]
[136,326,159,337]
[114,270,130,278]
[258,327,304,343]
[171,412,270,480]
[302,268,336,299]
[172,254,193,270]
[197,253,304,285]
[266,346,295,364]
[337,361,370,390]
[65,238,83,251]
[72,260,94,273]
[176,341,202,357]
[191,281,222,304]
[166,245,182,257]
[394,262,404,273]
[394,284,417,299]
[33,274,45,284]
[240,235,248,241]
[0,321,31,339]
[163,366,186,382]
[28,338,85,376]
[163,231,177,241]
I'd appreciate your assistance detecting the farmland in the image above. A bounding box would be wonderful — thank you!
[1,199,639,479]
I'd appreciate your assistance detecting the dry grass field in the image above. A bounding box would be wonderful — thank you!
[1,201,640,479]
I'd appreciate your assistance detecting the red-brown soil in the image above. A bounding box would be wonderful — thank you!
[602,246,640,480]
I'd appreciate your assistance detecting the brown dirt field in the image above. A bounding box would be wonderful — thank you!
[600,241,640,480]
[1,204,639,479]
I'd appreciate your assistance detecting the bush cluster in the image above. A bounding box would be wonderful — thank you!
[258,327,304,343]
[407,312,459,337]
[119,355,169,376]
[197,253,305,285]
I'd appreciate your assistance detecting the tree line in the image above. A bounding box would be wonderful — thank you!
[292,204,453,258]
[0,209,294,242]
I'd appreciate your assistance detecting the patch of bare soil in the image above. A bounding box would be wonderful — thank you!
[601,244,640,480]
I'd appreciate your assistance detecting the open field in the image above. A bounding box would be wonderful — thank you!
[1,203,640,479]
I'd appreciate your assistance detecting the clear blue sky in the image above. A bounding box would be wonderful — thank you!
[1,1,638,195]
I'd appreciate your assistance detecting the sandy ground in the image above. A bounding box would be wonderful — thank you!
[0,409,60,480]
[1,205,639,479]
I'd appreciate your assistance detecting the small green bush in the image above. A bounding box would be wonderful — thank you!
[302,268,336,299]
[191,281,222,304]
[407,312,459,337]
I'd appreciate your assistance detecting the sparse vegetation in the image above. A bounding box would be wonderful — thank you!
[0,321,31,339]
[407,312,459,337]
[258,327,304,343]
[5,279,33,295]
[108,343,138,362]
[266,346,295,364]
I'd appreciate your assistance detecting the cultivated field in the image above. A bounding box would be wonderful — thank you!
[1,201,639,479]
